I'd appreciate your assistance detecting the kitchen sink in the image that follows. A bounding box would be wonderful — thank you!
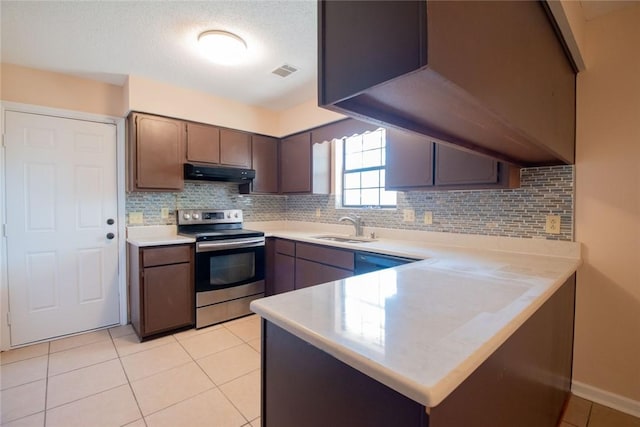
[311,234,377,244]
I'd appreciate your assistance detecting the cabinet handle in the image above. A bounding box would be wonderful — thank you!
[106,233,115,240]
[106,218,115,225]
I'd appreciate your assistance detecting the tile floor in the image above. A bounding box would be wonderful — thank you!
[560,394,640,427]
[2,315,639,427]
[0,315,262,427]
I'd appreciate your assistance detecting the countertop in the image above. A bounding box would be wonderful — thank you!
[126,225,195,247]
[249,222,581,408]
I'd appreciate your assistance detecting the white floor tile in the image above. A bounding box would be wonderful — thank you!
[130,362,214,416]
[219,369,261,421]
[250,417,261,427]
[0,355,48,390]
[121,342,191,382]
[45,384,141,427]
[0,343,49,366]
[108,324,135,339]
[197,344,260,385]
[48,340,118,377]
[145,388,246,427]
[46,359,128,409]
[179,328,243,360]
[113,334,175,358]
[173,324,222,342]
[224,316,261,342]
[247,338,261,353]
[49,329,111,353]
[122,419,147,427]
[0,379,46,424]
[0,411,45,427]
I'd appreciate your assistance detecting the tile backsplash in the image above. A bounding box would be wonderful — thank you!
[126,165,574,241]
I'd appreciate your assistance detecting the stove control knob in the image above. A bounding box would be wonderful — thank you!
[234,212,239,218]
[227,213,231,218]
[183,213,191,220]
[193,213,200,220]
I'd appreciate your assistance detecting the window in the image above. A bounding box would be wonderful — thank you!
[342,128,396,208]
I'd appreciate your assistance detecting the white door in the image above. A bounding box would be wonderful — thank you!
[5,111,119,346]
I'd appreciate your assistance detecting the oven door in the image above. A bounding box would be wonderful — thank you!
[195,237,265,293]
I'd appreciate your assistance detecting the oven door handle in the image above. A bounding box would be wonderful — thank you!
[196,238,265,252]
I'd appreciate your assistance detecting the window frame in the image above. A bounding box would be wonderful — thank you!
[341,128,396,209]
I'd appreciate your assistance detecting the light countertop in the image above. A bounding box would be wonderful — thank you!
[126,225,195,247]
[249,222,581,408]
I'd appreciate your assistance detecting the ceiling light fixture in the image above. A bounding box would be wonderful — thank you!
[198,30,248,65]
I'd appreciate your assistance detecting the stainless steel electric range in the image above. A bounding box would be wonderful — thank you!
[177,209,265,328]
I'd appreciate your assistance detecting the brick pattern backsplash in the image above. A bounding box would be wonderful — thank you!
[126,165,574,241]
[125,182,286,225]
[286,166,574,241]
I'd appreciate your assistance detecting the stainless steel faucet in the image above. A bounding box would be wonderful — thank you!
[339,216,364,237]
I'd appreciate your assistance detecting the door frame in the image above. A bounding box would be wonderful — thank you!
[0,101,127,350]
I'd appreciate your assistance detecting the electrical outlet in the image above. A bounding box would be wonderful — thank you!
[161,208,169,219]
[423,211,433,225]
[316,208,321,218]
[545,215,561,234]
[129,212,144,225]
[403,209,415,222]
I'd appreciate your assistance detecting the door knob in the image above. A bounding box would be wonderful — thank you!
[106,233,115,240]
[106,218,115,225]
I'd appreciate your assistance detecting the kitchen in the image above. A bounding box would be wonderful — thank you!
[1,1,639,427]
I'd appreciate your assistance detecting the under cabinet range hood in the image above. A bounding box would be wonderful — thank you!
[184,163,255,183]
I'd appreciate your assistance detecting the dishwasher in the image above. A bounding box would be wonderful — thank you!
[354,251,418,275]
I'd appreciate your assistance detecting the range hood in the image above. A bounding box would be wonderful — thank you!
[184,163,255,183]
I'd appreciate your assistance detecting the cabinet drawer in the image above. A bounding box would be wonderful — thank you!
[275,239,296,256]
[142,245,192,267]
[295,242,354,270]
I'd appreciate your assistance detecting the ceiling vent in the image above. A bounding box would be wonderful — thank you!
[272,64,298,78]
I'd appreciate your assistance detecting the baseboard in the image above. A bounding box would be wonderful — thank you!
[572,380,640,418]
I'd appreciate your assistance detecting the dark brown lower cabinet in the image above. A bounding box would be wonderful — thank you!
[261,275,575,427]
[295,258,353,289]
[129,244,194,340]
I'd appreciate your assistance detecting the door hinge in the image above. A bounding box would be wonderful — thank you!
[2,224,6,238]
[6,312,11,326]
[1,133,5,147]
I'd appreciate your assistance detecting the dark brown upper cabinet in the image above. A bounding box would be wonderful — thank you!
[280,132,331,194]
[386,129,519,190]
[220,128,251,168]
[127,112,184,192]
[186,122,220,164]
[386,128,434,189]
[185,123,251,168]
[318,0,576,167]
[242,134,279,194]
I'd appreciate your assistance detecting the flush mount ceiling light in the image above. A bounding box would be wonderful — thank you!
[198,30,248,65]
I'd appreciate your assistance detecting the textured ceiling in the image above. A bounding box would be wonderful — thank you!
[0,1,318,111]
[3,1,637,112]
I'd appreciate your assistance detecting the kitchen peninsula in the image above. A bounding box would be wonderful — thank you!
[250,225,581,427]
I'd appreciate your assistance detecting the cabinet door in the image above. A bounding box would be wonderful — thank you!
[251,135,279,193]
[295,259,353,289]
[220,128,251,168]
[186,122,220,164]
[143,262,193,335]
[132,114,184,190]
[434,144,498,186]
[273,253,295,295]
[385,128,434,189]
[280,132,312,193]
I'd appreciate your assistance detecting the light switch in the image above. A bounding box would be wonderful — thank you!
[423,211,433,225]
[403,209,415,222]
[161,208,169,219]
